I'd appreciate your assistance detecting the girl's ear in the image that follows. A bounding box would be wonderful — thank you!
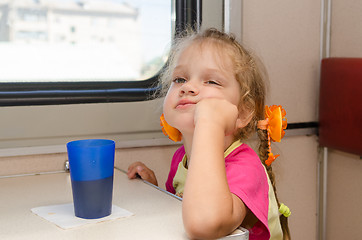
[236,111,253,129]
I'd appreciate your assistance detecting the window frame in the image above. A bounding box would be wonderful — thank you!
[0,0,201,107]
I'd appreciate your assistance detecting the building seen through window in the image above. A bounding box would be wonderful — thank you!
[0,0,172,82]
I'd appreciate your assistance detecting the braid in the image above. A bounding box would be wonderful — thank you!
[257,129,291,240]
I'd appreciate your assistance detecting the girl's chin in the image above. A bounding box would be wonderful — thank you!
[173,121,195,134]
[178,127,194,136]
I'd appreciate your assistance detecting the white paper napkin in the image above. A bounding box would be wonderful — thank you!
[31,203,134,229]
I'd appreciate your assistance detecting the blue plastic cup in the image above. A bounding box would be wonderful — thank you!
[67,139,115,219]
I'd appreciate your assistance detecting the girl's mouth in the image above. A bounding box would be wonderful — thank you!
[176,99,196,109]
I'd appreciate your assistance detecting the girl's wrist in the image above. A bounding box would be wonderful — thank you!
[195,119,225,131]
[194,121,227,139]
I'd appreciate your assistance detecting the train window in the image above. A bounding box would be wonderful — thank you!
[0,0,176,106]
[0,0,226,150]
[0,0,171,83]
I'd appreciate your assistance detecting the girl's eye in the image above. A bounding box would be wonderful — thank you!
[206,80,221,86]
[173,77,186,83]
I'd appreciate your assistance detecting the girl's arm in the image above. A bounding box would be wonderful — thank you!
[182,99,248,239]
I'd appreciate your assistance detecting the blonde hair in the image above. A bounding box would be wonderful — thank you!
[158,28,290,239]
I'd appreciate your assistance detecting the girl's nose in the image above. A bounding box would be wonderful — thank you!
[179,80,199,96]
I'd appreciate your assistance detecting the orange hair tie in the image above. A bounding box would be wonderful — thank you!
[257,119,269,130]
[258,105,287,166]
[265,105,287,142]
[160,114,182,142]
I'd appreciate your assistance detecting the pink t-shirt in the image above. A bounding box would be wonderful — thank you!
[165,143,271,240]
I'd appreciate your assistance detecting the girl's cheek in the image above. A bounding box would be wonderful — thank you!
[163,94,171,112]
[163,88,177,108]
[162,97,173,121]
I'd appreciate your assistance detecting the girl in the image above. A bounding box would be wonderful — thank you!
[128,28,290,240]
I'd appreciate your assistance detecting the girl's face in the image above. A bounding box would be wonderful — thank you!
[163,42,241,135]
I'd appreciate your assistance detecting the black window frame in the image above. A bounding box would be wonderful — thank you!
[0,0,202,107]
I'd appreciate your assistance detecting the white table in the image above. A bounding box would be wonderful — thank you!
[0,168,248,239]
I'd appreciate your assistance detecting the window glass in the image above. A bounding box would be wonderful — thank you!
[0,0,172,82]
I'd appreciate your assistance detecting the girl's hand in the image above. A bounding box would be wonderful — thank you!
[194,98,243,135]
[127,162,158,186]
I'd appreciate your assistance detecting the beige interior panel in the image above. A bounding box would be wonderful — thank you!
[326,150,362,240]
[241,0,321,123]
[0,98,165,149]
[330,0,362,57]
